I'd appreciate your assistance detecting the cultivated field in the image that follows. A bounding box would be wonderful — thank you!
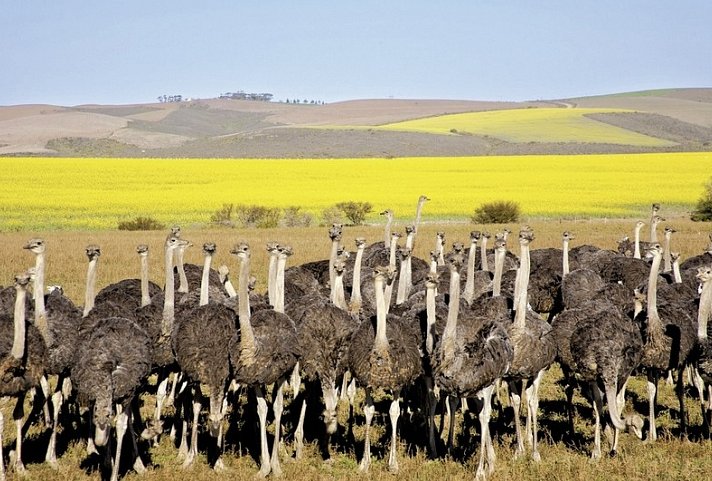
[1,220,712,481]
[2,153,712,231]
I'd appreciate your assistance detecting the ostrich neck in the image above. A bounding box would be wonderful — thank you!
[267,254,277,306]
[396,257,409,305]
[176,248,189,293]
[634,227,642,259]
[374,277,389,350]
[388,240,398,267]
[83,258,98,318]
[672,259,682,283]
[274,257,287,314]
[414,201,425,234]
[436,238,445,266]
[426,285,436,355]
[33,252,46,324]
[140,255,151,307]
[328,239,339,288]
[480,238,489,271]
[237,255,256,353]
[384,217,393,249]
[351,248,364,305]
[646,253,663,332]
[442,270,461,361]
[463,242,477,303]
[405,232,415,249]
[331,273,348,310]
[562,239,570,276]
[698,279,712,339]
[493,248,505,297]
[199,254,212,307]
[11,284,27,360]
[161,247,175,337]
[514,243,531,328]
[663,235,672,272]
[650,223,658,243]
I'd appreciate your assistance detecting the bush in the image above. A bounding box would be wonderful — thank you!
[471,200,520,224]
[691,177,712,221]
[118,216,165,231]
[335,201,373,226]
[234,204,281,228]
[321,206,344,226]
[281,206,313,227]
[210,203,236,227]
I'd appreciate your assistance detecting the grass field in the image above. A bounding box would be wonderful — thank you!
[1,153,711,231]
[2,220,712,480]
[348,108,677,146]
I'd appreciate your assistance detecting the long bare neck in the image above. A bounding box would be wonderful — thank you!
[374,276,389,350]
[396,255,410,305]
[83,258,98,318]
[405,232,415,249]
[698,277,712,339]
[140,254,151,307]
[562,238,570,276]
[162,247,175,336]
[442,269,461,360]
[267,254,278,306]
[199,254,212,306]
[33,252,46,322]
[237,254,256,361]
[426,284,436,355]
[11,284,27,360]
[514,243,530,328]
[436,238,446,266]
[414,200,425,235]
[493,247,505,297]
[634,226,642,259]
[329,239,339,288]
[672,257,682,283]
[331,272,348,310]
[480,238,489,272]
[650,222,658,243]
[177,247,189,293]
[274,257,287,313]
[663,234,672,272]
[646,252,663,331]
[463,241,478,303]
[384,217,393,249]
[351,248,364,306]
[388,239,398,266]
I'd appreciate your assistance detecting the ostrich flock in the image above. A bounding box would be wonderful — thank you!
[1,198,712,481]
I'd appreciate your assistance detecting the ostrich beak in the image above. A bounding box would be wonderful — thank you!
[94,422,110,447]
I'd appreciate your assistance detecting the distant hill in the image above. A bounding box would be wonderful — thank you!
[1,88,711,157]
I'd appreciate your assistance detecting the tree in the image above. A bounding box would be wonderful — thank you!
[471,200,520,224]
[691,177,712,221]
[335,201,373,225]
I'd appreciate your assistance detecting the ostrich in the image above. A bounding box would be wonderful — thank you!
[348,237,367,317]
[362,210,395,267]
[463,231,489,304]
[432,253,513,479]
[650,212,664,243]
[348,265,421,473]
[173,242,236,469]
[291,258,355,461]
[23,238,82,466]
[73,315,151,481]
[413,194,430,235]
[266,242,280,306]
[504,229,556,462]
[662,226,676,273]
[435,232,446,266]
[692,265,712,434]
[0,272,47,480]
[679,234,712,272]
[94,244,163,310]
[632,220,646,259]
[637,244,697,440]
[480,232,491,272]
[229,242,299,477]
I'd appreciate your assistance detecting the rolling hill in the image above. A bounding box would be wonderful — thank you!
[0,88,711,157]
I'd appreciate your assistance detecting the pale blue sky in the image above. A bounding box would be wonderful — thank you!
[2,1,710,106]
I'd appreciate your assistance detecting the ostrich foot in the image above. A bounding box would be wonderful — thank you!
[141,419,163,440]
[133,457,146,474]
[86,438,99,456]
[257,462,271,478]
[531,450,542,463]
[358,456,371,473]
[513,447,525,461]
[475,466,487,481]
[388,458,399,474]
[214,457,225,472]
[46,457,59,469]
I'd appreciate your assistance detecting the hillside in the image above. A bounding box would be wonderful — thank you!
[1,88,711,157]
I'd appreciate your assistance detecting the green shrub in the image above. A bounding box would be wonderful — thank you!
[321,206,344,226]
[210,203,236,226]
[335,201,373,226]
[691,178,712,222]
[234,204,281,228]
[281,206,313,227]
[118,216,165,231]
[471,200,521,224]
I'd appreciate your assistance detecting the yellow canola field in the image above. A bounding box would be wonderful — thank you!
[370,108,676,146]
[0,153,710,231]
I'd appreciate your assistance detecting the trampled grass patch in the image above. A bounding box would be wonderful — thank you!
[369,108,677,146]
[1,153,710,231]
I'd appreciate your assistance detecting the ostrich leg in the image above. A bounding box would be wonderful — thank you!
[446,395,459,451]
[0,410,5,481]
[526,370,545,462]
[359,388,375,472]
[322,379,339,460]
[294,398,307,460]
[255,386,271,478]
[45,390,63,467]
[646,372,659,442]
[509,380,525,459]
[387,392,402,473]
[590,383,603,460]
[425,377,438,458]
[182,391,201,468]
[475,385,496,480]
[110,408,130,481]
[271,379,287,476]
[11,396,26,474]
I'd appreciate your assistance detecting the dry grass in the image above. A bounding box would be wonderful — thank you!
[2,219,712,480]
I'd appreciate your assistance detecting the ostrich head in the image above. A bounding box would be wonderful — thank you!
[451,242,465,254]
[230,242,250,261]
[333,259,346,277]
[136,244,149,256]
[85,244,101,260]
[635,220,645,231]
[265,241,280,254]
[418,195,430,204]
[651,215,665,225]
[405,224,415,235]
[355,237,366,249]
[446,252,465,272]
[436,231,446,242]
[664,226,676,236]
[519,228,535,244]
[425,271,440,289]
[696,265,712,284]
[651,203,660,214]
[92,379,114,447]
[470,230,481,242]
[202,242,217,256]
[645,243,662,258]
[481,231,492,240]
[23,238,46,255]
[329,224,343,241]
[397,247,412,260]
[391,232,402,243]
[429,250,439,263]
[170,225,182,237]
[563,231,575,242]
[380,209,394,219]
